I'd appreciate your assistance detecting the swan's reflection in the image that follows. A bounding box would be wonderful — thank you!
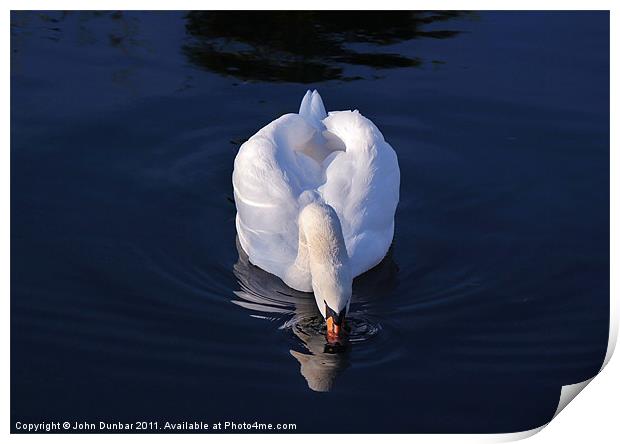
[232,237,398,392]
[289,324,350,392]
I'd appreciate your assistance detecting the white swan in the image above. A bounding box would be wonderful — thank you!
[232,90,400,339]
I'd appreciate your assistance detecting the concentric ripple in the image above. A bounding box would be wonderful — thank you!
[291,313,383,344]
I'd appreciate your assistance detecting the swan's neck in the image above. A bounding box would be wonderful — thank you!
[296,202,352,319]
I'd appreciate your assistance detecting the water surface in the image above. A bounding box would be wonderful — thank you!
[11,11,609,433]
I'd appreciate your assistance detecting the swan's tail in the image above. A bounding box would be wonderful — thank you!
[299,90,327,129]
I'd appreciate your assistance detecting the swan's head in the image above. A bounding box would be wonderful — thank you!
[299,202,353,343]
[312,267,352,343]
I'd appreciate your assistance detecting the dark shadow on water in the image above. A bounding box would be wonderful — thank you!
[11,11,469,84]
[232,237,399,392]
[184,11,469,83]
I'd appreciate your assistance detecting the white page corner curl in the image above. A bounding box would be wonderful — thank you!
[552,377,595,419]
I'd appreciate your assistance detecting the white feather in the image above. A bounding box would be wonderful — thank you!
[232,90,400,316]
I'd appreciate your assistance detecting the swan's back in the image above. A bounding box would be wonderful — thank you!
[320,110,400,277]
[232,91,399,292]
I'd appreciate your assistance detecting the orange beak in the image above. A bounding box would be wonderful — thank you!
[326,316,345,342]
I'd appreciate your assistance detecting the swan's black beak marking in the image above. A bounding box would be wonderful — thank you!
[325,301,345,326]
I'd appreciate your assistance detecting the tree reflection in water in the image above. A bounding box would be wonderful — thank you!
[184,11,468,83]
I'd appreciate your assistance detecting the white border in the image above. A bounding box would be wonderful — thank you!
[3,1,620,10]
[3,1,617,443]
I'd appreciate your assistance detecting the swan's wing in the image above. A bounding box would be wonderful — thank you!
[319,110,400,277]
[299,90,327,129]
[232,113,322,291]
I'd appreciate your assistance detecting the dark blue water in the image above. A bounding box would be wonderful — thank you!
[11,11,609,433]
